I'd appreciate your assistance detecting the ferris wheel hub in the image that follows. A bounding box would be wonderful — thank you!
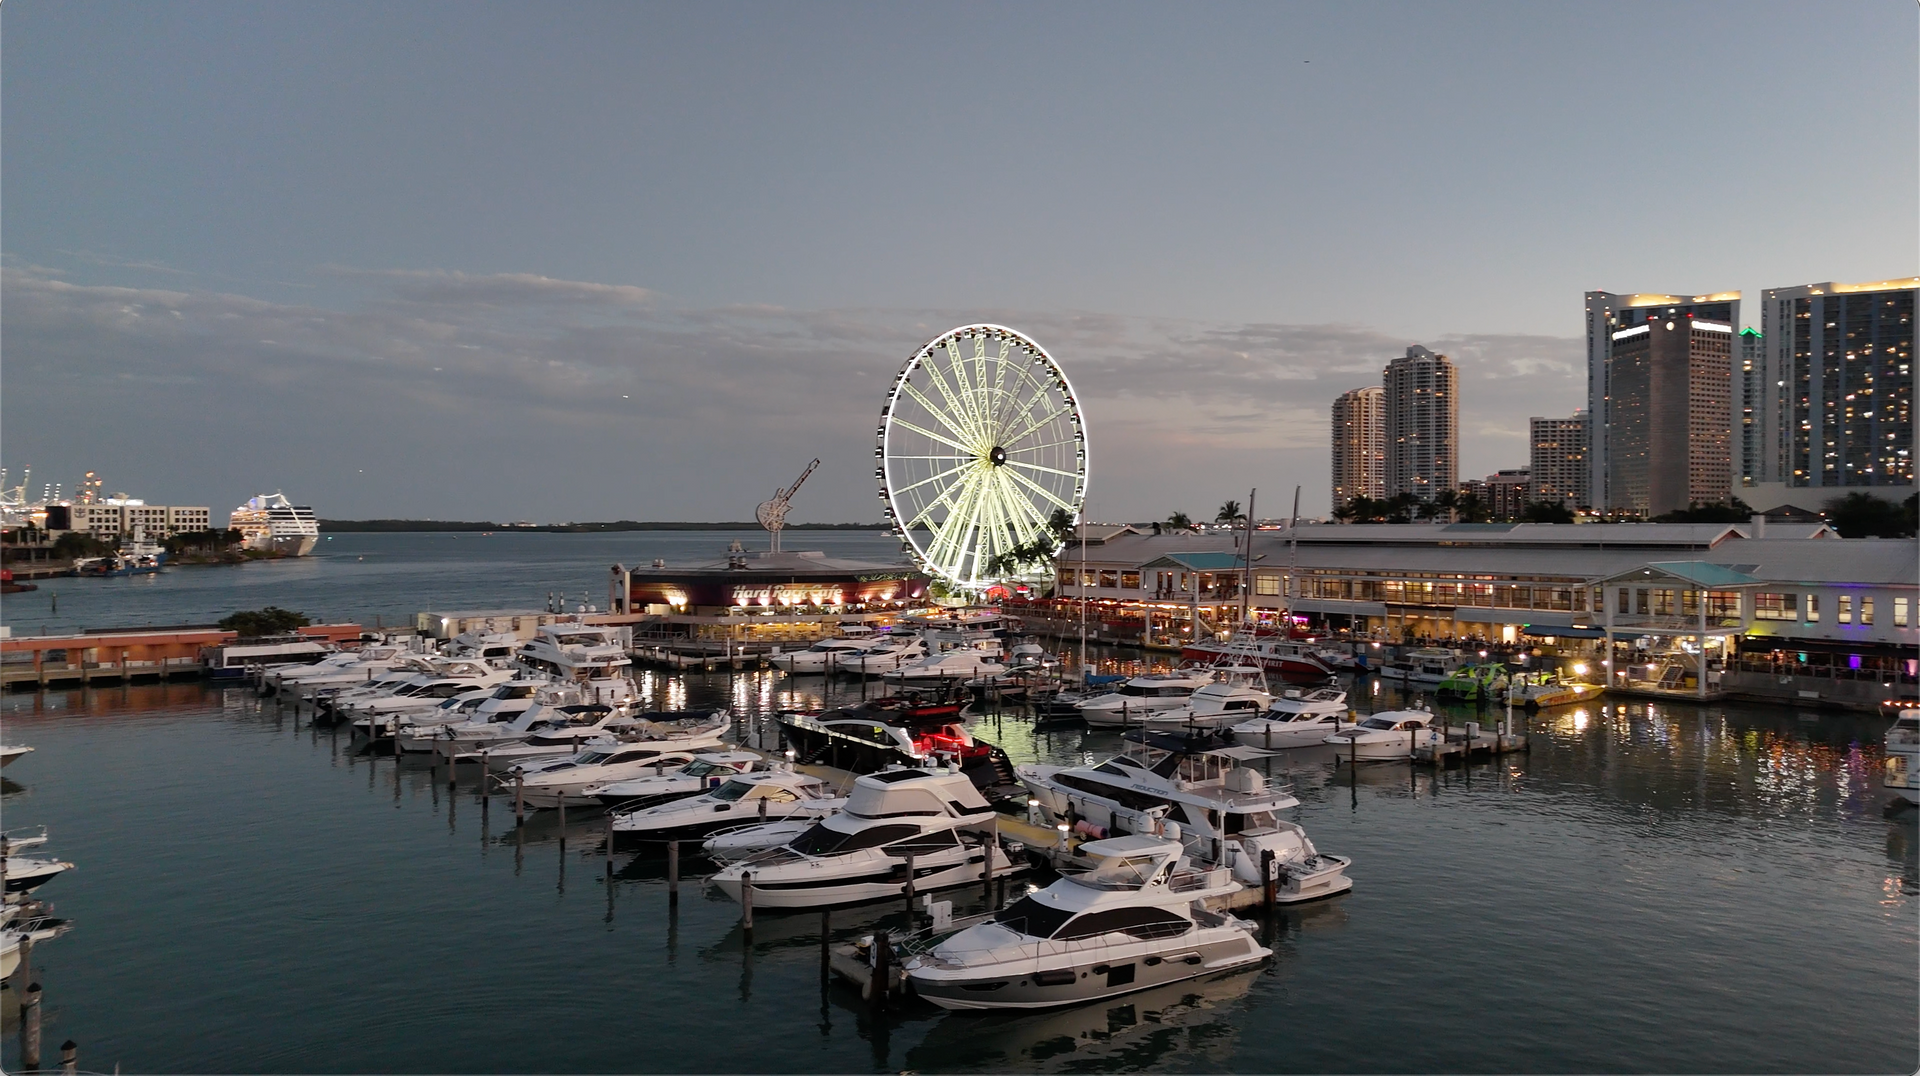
[988,446,1007,466]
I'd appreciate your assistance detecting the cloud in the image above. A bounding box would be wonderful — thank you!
[0,265,1582,520]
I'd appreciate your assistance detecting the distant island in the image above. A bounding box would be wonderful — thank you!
[319,519,890,533]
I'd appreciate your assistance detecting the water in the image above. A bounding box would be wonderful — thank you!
[0,536,1915,1073]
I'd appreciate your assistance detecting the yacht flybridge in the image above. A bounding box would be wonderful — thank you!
[903,834,1270,1010]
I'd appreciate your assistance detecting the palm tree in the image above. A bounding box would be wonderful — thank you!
[1215,500,1242,524]
[1166,511,1193,529]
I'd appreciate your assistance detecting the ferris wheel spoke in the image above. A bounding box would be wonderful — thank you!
[897,382,978,446]
[888,417,976,456]
[1006,459,1083,481]
[886,461,971,499]
[985,362,1050,440]
[901,465,977,533]
[994,468,1052,539]
[998,401,1074,450]
[988,469,1042,552]
[925,469,988,574]
[1001,466,1078,512]
[918,352,987,448]
[940,343,989,449]
[1004,436,1080,456]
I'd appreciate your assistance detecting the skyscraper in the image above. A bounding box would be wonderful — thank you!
[1761,278,1917,490]
[1604,313,1735,516]
[1529,412,1589,509]
[1735,328,1767,488]
[1585,291,1741,513]
[1382,345,1457,502]
[1330,386,1385,507]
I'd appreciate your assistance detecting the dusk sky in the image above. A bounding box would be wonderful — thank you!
[4,2,1914,523]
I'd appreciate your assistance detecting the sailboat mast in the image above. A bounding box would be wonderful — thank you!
[1284,485,1301,626]
[1238,487,1256,629]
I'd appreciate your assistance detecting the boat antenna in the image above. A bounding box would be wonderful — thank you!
[756,458,820,554]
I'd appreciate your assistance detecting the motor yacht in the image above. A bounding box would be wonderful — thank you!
[0,907,71,983]
[1180,635,1334,684]
[903,834,1269,1010]
[343,664,517,733]
[479,708,730,773]
[1075,669,1219,723]
[1885,708,1920,806]
[777,697,1014,789]
[1378,648,1459,687]
[609,768,845,842]
[1505,670,1598,710]
[701,816,839,863]
[1019,729,1350,896]
[311,655,447,710]
[390,690,495,751]
[1,852,74,895]
[0,745,32,769]
[1323,709,1438,760]
[1083,668,1272,729]
[709,768,1018,909]
[515,623,632,682]
[880,646,1008,686]
[840,636,930,676]
[1227,688,1354,748]
[522,749,758,810]
[768,627,882,674]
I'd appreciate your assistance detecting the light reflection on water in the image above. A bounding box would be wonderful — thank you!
[0,674,1913,1074]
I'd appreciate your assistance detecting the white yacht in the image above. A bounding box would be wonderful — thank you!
[482,708,731,774]
[840,636,930,676]
[708,768,1018,908]
[342,665,516,728]
[904,834,1269,1010]
[517,748,754,811]
[0,745,32,769]
[1019,730,1351,895]
[2,852,75,895]
[578,751,763,810]
[1885,708,1920,806]
[1084,669,1271,729]
[0,908,71,984]
[1229,688,1356,749]
[701,815,841,863]
[768,627,882,674]
[229,492,320,556]
[1377,648,1460,687]
[609,768,846,842]
[1323,709,1439,760]
[515,623,631,682]
[267,643,412,696]
[880,646,1007,686]
[1075,669,1220,723]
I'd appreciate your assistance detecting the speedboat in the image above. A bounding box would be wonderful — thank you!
[903,834,1269,1010]
[1019,729,1349,894]
[1323,709,1438,760]
[1083,668,1272,729]
[609,768,845,842]
[1075,669,1218,722]
[1228,688,1355,748]
[777,697,1014,789]
[1436,663,1507,703]
[709,768,1019,909]
[2,851,74,894]
[526,749,758,810]
[1505,671,1598,710]
[0,745,32,768]
[880,646,1007,686]
[0,908,71,983]
[769,627,882,674]
[1378,648,1459,686]
[1885,709,1920,806]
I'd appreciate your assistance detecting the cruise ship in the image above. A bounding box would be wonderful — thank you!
[229,493,320,556]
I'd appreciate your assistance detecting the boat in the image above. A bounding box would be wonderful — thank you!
[0,745,32,769]
[1,852,75,895]
[1309,643,1369,672]
[1018,729,1350,896]
[1504,670,1599,710]
[701,816,837,863]
[228,492,320,556]
[1179,636,1334,685]
[880,646,1007,686]
[708,768,1019,909]
[610,768,846,843]
[479,708,730,773]
[902,834,1270,1010]
[202,636,337,681]
[768,627,883,674]
[839,636,930,677]
[78,527,167,576]
[1323,709,1438,760]
[0,908,72,984]
[1885,709,1920,807]
[1075,669,1220,723]
[0,569,37,594]
[1435,663,1508,703]
[1377,648,1459,686]
[1227,688,1356,748]
[264,642,417,695]
[522,749,758,811]
[514,623,632,682]
[393,679,560,749]
[1082,667,1272,729]
[340,664,517,728]
[776,697,1015,789]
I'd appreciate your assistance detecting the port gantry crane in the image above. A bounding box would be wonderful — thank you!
[756,458,820,553]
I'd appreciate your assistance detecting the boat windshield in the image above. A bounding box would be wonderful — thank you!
[710,780,757,802]
[1357,717,1400,730]
[785,821,921,855]
[575,750,614,765]
[681,760,726,777]
[991,895,1075,939]
[495,685,539,700]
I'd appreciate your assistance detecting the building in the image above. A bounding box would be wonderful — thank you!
[1382,346,1457,502]
[1735,328,1768,489]
[1330,386,1385,507]
[1586,291,1741,513]
[1484,469,1532,520]
[66,500,212,538]
[1529,412,1589,509]
[1600,308,1735,516]
[1761,277,1917,494]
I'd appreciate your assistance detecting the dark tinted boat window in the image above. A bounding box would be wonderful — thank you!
[992,896,1075,939]
[1057,906,1192,941]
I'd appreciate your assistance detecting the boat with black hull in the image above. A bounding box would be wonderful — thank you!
[777,695,1015,790]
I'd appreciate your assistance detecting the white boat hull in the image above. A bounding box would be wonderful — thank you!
[713,843,1015,909]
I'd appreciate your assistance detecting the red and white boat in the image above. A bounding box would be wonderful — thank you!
[1180,636,1334,685]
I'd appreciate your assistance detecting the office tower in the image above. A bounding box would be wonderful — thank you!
[1585,291,1740,513]
[1604,312,1735,516]
[1761,278,1917,489]
[1485,469,1532,520]
[1735,328,1766,488]
[1330,386,1385,507]
[1382,346,1458,502]
[1529,412,1589,509]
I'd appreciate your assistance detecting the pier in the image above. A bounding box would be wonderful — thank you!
[0,625,363,691]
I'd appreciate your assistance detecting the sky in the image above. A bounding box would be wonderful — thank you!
[4,1,1915,524]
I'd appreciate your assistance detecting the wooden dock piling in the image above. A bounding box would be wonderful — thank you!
[740,871,754,932]
[20,982,41,1071]
[667,841,680,906]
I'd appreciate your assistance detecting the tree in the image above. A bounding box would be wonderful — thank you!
[1215,500,1243,524]
[218,606,312,638]
[1166,511,1193,529]
[1520,501,1575,524]
[1651,497,1753,524]
[51,532,116,560]
[1821,491,1918,538]
[981,508,1081,579]
[1451,492,1491,523]
[164,528,243,556]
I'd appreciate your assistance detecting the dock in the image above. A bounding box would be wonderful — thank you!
[1410,725,1530,765]
[1,624,364,690]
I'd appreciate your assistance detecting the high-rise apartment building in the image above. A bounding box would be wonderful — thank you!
[1382,346,1458,502]
[1735,328,1767,488]
[1529,412,1589,509]
[1761,278,1917,490]
[1330,386,1385,507]
[1585,291,1740,513]
[1485,469,1532,521]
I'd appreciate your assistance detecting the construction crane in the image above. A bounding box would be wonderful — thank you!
[756,458,820,554]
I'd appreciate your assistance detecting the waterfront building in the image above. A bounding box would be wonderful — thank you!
[1330,386,1385,507]
[1040,521,1914,710]
[1761,277,1917,493]
[1382,346,1457,502]
[1585,291,1741,513]
[608,545,929,648]
[1484,469,1532,521]
[1530,412,1589,509]
[66,500,211,539]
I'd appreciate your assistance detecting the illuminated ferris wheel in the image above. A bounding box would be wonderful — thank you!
[877,324,1087,592]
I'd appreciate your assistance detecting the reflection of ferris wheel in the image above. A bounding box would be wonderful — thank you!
[878,324,1087,591]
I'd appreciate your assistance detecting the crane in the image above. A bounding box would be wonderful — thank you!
[756,458,820,553]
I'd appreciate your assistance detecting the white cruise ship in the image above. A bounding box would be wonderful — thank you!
[229,493,320,556]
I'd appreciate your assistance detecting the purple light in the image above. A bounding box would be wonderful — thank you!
[1848,654,1862,670]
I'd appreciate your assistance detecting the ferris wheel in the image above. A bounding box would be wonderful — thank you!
[877,324,1087,591]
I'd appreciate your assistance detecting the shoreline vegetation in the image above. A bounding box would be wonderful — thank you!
[319,520,888,533]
